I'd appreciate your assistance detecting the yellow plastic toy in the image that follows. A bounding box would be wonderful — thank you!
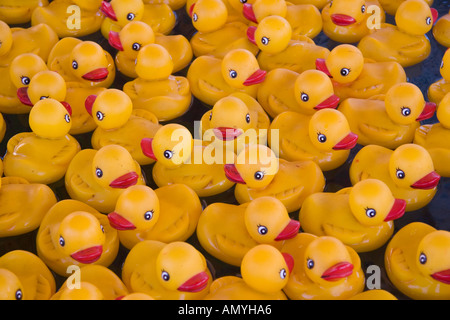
[338,82,437,149]
[281,233,365,300]
[121,240,213,299]
[433,10,450,48]
[141,123,236,197]
[65,144,146,213]
[0,250,56,300]
[107,184,202,250]
[385,222,450,300]
[269,109,358,171]
[428,49,450,105]
[36,199,119,277]
[0,113,6,143]
[0,0,48,24]
[204,244,293,300]
[31,0,104,38]
[224,143,325,213]
[316,44,407,100]
[287,0,329,9]
[349,289,398,300]
[187,48,266,106]
[299,179,406,252]
[3,98,81,184]
[378,0,433,15]
[349,143,441,212]
[358,0,438,68]
[87,88,162,165]
[52,282,105,300]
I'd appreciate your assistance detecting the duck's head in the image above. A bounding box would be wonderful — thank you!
[224,144,279,188]
[17,70,67,107]
[241,244,294,293]
[416,230,450,285]
[73,0,103,11]
[227,0,256,16]
[155,242,210,293]
[29,99,72,139]
[58,282,104,300]
[308,108,358,151]
[395,0,438,36]
[385,82,436,125]
[141,123,193,168]
[316,44,364,84]
[0,21,12,56]
[244,196,300,242]
[437,92,450,129]
[242,0,287,24]
[69,41,110,83]
[9,53,47,90]
[85,88,133,130]
[108,21,155,60]
[0,269,24,300]
[107,185,160,231]
[246,15,292,54]
[388,143,441,190]
[101,0,144,27]
[189,0,228,33]
[135,44,174,81]
[92,144,140,189]
[328,0,367,26]
[293,70,340,114]
[349,179,406,226]
[56,211,106,265]
[221,49,266,89]
[439,49,450,82]
[304,236,354,286]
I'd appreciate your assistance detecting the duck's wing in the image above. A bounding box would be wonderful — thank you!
[50,137,80,165]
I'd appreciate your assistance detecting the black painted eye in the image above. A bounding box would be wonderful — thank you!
[209,112,212,121]
[329,0,333,7]
[40,96,49,100]
[65,114,71,123]
[361,4,365,13]
[144,210,154,221]
[401,107,411,116]
[96,111,104,121]
[72,60,78,70]
[245,113,250,123]
[192,13,198,22]
[229,69,237,79]
[254,171,264,180]
[100,224,105,233]
[161,271,170,281]
[419,252,427,264]
[21,76,30,85]
[132,43,141,51]
[365,208,376,218]
[340,68,350,76]
[127,13,135,21]
[441,60,444,69]
[257,225,268,235]
[279,268,287,279]
[426,17,432,25]
[240,0,247,3]
[15,289,22,300]
[261,36,269,45]
[163,150,173,159]
[317,133,327,143]
[306,258,314,269]
[59,236,65,247]
[95,168,103,178]
[300,92,309,102]
[396,169,405,179]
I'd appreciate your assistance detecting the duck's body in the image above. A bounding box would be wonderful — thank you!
[349,289,398,300]
[428,49,450,105]
[0,0,48,24]
[433,11,450,48]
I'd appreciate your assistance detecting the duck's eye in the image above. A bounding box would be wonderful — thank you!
[419,252,427,264]
[127,13,135,21]
[361,4,365,13]
[64,114,71,123]
[245,113,250,123]
[163,150,173,159]
[161,271,170,281]
[192,13,198,22]
[300,92,309,102]
[396,168,405,179]
[95,168,103,178]
[260,36,270,46]
[329,0,332,7]
[96,111,104,121]
[279,268,287,279]
[229,69,237,79]
[100,224,105,233]
[401,107,411,116]
[132,43,141,51]
[144,210,154,221]
[240,0,247,3]
[209,112,212,121]
[254,171,264,180]
[59,236,65,247]
[306,258,314,269]
[257,225,268,235]
[365,208,376,218]
[426,17,432,25]
[340,68,350,76]
[317,133,327,143]
[21,76,30,85]
[72,60,78,70]
[40,96,49,100]
[441,60,444,69]
[15,289,23,300]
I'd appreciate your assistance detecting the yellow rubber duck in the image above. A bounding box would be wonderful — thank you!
[121,240,213,299]
[107,184,202,250]
[87,88,162,165]
[288,0,329,10]
[339,82,437,149]
[141,123,236,197]
[385,222,450,300]
[0,0,48,25]
[122,44,192,122]
[321,0,386,43]
[3,98,81,184]
[281,233,365,299]
[349,143,441,212]
[52,282,105,300]
[299,179,406,252]
[197,196,300,266]
[256,68,340,118]
[316,44,407,100]
[31,0,104,38]
[65,144,146,213]
[428,49,450,105]
[414,92,450,177]
[378,0,433,16]
[433,9,450,48]
[36,199,120,277]
[0,250,56,300]
[349,289,398,300]
[204,244,293,300]
[187,48,266,106]
[224,143,325,213]
[0,112,6,144]
[108,20,192,77]
[358,0,438,68]
[269,108,358,171]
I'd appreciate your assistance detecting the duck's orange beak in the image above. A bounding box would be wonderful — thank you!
[321,261,353,281]
[275,220,300,241]
[82,68,109,82]
[107,212,136,230]
[243,69,266,86]
[17,87,33,106]
[431,269,450,284]
[411,171,440,189]
[85,94,97,116]
[109,172,139,189]
[416,102,436,121]
[243,3,258,23]
[178,271,209,292]
[101,0,117,21]
[141,138,157,160]
[384,198,406,222]
[246,26,257,45]
[108,31,123,51]
[213,127,243,141]
[282,252,295,273]
[315,58,332,77]
[332,132,358,150]
[71,245,103,264]
[331,14,356,26]
[224,164,246,184]
[315,94,340,110]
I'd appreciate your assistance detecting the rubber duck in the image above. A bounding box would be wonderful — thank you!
[3,99,81,185]
[256,68,340,118]
[118,292,155,300]
[281,233,365,299]
[349,289,398,300]
[52,282,105,300]
[349,143,441,212]
[338,82,437,149]
[428,49,450,105]
[433,9,450,48]
[108,20,192,77]
[299,179,406,252]
[224,143,325,213]
[121,240,213,299]
[378,0,433,16]
[358,0,438,68]
[141,123,236,197]
[385,222,450,300]
[123,44,192,122]
[0,112,6,143]
[197,196,300,266]
[316,44,407,101]
[269,109,358,171]
[288,0,330,10]
[65,144,146,213]
[31,0,104,38]
[36,199,120,277]
[187,48,266,106]
[86,88,162,165]
[414,92,450,177]
[321,0,386,43]
[204,244,293,300]
[107,184,202,250]
[0,0,48,25]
